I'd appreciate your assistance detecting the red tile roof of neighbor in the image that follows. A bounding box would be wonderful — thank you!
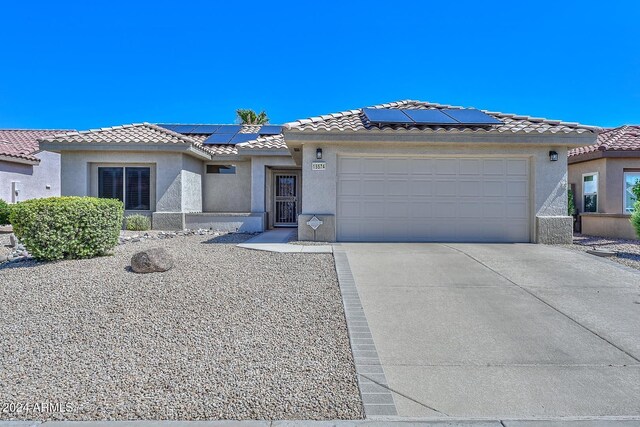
[569,125,640,157]
[0,129,72,162]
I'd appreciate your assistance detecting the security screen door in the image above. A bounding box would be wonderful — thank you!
[274,173,299,226]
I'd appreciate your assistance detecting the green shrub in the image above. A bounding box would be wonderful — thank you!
[567,188,576,216]
[0,199,10,225]
[125,214,151,231]
[9,196,124,261]
[631,201,640,239]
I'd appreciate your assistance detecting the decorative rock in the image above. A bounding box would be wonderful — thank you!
[9,234,17,247]
[130,248,174,273]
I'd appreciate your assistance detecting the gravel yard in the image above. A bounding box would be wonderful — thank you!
[0,234,363,421]
[562,233,640,271]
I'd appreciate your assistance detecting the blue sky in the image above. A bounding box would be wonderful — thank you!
[0,1,638,130]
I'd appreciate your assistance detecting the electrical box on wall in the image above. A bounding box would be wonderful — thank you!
[11,181,20,203]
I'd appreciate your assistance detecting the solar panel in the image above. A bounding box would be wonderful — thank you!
[363,108,413,124]
[442,109,503,125]
[258,125,283,135]
[215,125,242,134]
[156,124,181,132]
[190,125,220,134]
[230,133,260,144]
[403,109,458,125]
[204,133,234,144]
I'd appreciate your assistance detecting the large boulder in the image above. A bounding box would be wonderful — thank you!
[130,248,173,273]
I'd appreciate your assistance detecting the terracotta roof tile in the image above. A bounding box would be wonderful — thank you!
[569,125,640,157]
[237,134,287,150]
[0,129,72,162]
[284,99,599,135]
[39,123,218,156]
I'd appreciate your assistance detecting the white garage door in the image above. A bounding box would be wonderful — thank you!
[337,156,530,242]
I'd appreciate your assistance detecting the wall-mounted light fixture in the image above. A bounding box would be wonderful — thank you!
[316,148,323,160]
[549,150,558,162]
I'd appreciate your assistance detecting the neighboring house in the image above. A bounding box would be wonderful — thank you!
[40,100,598,243]
[0,130,70,203]
[568,125,640,240]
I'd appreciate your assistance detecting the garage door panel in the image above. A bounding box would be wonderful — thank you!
[435,180,457,196]
[362,179,385,196]
[338,179,360,196]
[362,200,386,218]
[483,159,505,175]
[339,157,361,173]
[459,180,482,196]
[339,200,360,218]
[410,180,433,196]
[388,179,409,195]
[507,180,528,196]
[507,159,528,175]
[337,156,530,242]
[387,158,409,175]
[435,159,458,175]
[409,158,434,174]
[460,159,482,175]
[362,158,386,174]
[483,180,505,197]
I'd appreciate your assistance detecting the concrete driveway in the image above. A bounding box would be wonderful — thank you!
[340,243,640,419]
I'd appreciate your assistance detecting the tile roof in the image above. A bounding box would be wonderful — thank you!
[237,134,287,150]
[0,129,72,162]
[284,99,599,135]
[569,125,640,157]
[161,124,287,155]
[39,123,219,156]
[40,123,289,157]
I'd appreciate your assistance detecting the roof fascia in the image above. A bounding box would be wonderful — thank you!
[0,154,39,165]
[283,130,597,146]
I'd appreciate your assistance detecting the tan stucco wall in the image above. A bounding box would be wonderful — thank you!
[568,158,607,213]
[582,214,637,240]
[0,151,60,202]
[60,151,201,213]
[203,160,251,212]
[568,157,640,214]
[299,142,570,243]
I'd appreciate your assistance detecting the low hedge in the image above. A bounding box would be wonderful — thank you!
[125,214,151,231]
[9,196,124,260]
[632,201,640,239]
[0,199,10,225]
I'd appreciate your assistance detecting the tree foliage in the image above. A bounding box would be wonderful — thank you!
[236,109,269,125]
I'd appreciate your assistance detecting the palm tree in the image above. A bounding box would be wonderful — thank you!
[236,109,269,125]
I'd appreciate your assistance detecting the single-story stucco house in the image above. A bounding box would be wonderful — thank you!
[568,125,640,240]
[0,129,70,203]
[39,100,599,244]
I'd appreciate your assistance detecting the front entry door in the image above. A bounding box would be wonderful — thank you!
[273,172,299,226]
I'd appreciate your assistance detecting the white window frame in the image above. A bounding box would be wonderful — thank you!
[623,171,640,214]
[582,172,598,213]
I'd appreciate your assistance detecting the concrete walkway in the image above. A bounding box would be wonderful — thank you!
[340,243,640,419]
[237,229,332,253]
[3,417,640,426]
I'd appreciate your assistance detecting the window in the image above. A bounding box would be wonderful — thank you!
[98,166,150,210]
[582,173,598,213]
[624,171,640,213]
[207,164,236,174]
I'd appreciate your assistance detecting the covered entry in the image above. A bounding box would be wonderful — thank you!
[336,156,530,242]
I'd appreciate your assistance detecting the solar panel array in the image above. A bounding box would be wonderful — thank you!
[363,108,503,126]
[157,124,283,145]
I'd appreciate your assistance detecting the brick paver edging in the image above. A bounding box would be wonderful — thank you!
[332,248,398,417]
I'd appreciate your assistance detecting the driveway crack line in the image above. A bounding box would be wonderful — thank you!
[359,372,450,417]
[443,244,640,364]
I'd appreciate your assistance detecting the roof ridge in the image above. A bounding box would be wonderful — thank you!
[285,99,601,132]
[0,128,73,131]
